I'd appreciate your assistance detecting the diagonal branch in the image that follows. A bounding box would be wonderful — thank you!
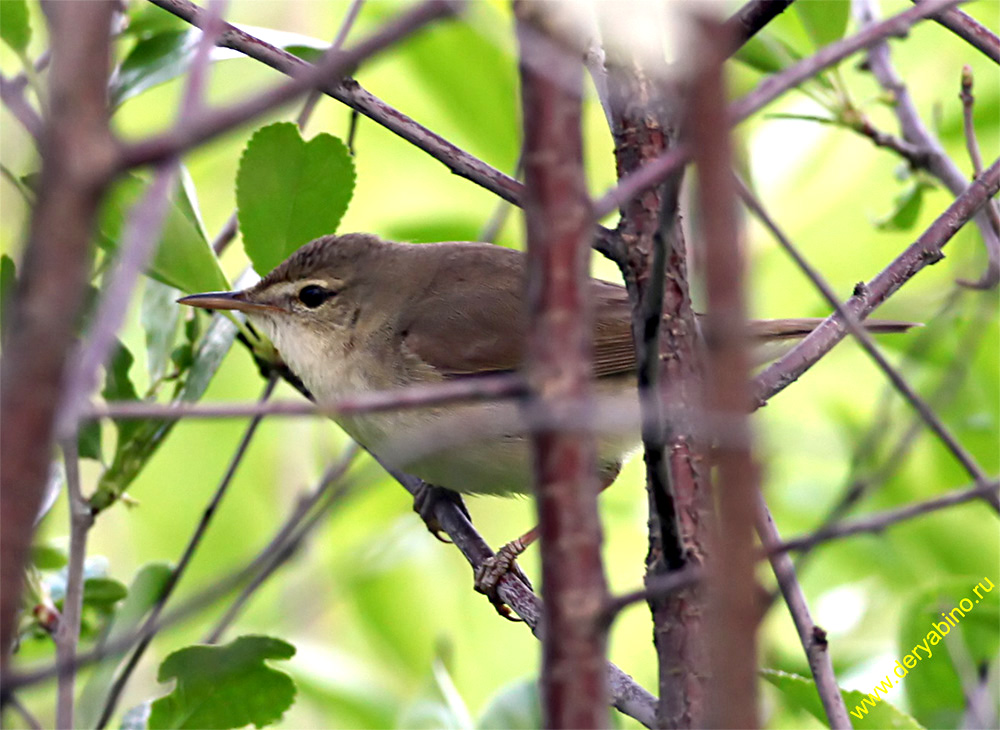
[911,0,1000,63]
[858,0,999,289]
[736,177,998,508]
[594,0,964,219]
[119,0,459,169]
[753,158,1000,405]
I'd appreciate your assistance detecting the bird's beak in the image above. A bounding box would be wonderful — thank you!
[177,290,284,314]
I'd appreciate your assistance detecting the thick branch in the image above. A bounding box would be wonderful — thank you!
[689,18,759,729]
[0,0,117,663]
[516,4,608,727]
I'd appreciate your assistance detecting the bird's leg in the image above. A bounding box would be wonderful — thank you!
[411,482,470,543]
[474,465,620,619]
[474,526,538,620]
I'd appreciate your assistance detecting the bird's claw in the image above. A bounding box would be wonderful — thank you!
[412,483,469,543]
[474,539,533,621]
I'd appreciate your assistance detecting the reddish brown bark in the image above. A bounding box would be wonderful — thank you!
[0,2,117,665]
[516,3,609,727]
[688,19,760,730]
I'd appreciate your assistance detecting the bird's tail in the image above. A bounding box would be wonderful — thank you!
[748,317,919,341]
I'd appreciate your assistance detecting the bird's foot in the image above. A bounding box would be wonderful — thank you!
[474,533,535,621]
[412,482,469,543]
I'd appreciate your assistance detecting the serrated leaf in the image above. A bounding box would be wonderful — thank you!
[79,563,173,728]
[31,542,68,571]
[149,635,297,730]
[237,123,355,275]
[99,175,229,295]
[0,0,30,53]
[898,579,999,729]
[761,669,923,729]
[102,340,143,448]
[83,577,129,609]
[142,280,182,384]
[476,679,542,730]
[795,0,850,50]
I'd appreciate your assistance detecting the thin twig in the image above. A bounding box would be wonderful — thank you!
[84,372,524,421]
[0,73,43,143]
[7,694,43,730]
[204,446,359,644]
[209,0,366,258]
[857,0,999,289]
[119,0,459,169]
[594,0,963,219]
[736,176,997,508]
[756,494,852,729]
[295,0,366,130]
[959,65,1000,237]
[95,375,276,729]
[771,480,1000,555]
[753,158,1000,405]
[54,440,93,730]
[911,0,1000,63]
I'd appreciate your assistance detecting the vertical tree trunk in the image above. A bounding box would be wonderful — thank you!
[516,3,610,727]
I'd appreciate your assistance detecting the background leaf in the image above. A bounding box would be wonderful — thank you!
[237,122,356,275]
[795,0,850,49]
[142,280,183,385]
[99,175,229,294]
[761,669,923,729]
[0,0,31,53]
[476,679,542,730]
[149,635,297,730]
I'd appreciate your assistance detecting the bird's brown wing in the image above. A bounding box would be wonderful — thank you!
[397,243,637,378]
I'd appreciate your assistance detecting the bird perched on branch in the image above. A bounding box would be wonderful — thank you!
[180,232,915,601]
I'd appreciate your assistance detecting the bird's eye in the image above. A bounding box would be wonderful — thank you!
[298,285,330,308]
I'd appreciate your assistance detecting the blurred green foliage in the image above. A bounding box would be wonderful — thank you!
[0,0,997,728]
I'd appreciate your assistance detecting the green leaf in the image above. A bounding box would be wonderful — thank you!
[83,577,129,609]
[762,669,923,729]
[79,563,173,729]
[112,30,200,107]
[477,679,542,730]
[1,253,18,334]
[149,635,297,730]
[77,419,104,462]
[795,0,850,50]
[99,174,229,294]
[876,182,933,232]
[898,578,999,729]
[0,0,30,53]
[124,3,188,37]
[102,340,143,449]
[733,33,801,75]
[112,24,327,107]
[90,310,238,513]
[142,280,183,384]
[31,542,68,571]
[237,122,355,275]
